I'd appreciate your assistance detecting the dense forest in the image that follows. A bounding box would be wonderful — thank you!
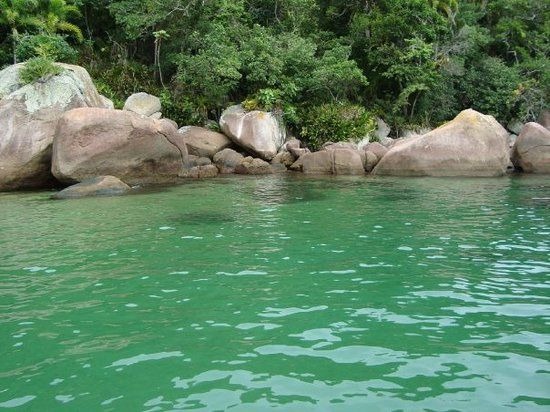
[1,0,548,142]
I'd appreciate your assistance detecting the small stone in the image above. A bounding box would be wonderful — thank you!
[123,92,161,117]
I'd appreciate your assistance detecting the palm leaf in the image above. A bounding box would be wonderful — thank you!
[56,21,83,42]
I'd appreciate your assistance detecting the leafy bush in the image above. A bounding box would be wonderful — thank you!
[20,57,62,84]
[242,88,299,128]
[299,102,376,150]
[16,34,78,63]
[159,89,206,127]
[459,56,521,120]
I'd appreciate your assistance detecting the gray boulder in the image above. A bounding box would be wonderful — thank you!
[284,139,302,151]
[123,92,161,117]
[178,126,233,158]
[213,148,245,174]
[187,155,212,167]
[219,105,285,160]
[292,149,364,175]
[52,176,131,199]
[507,120,524,135]
[380,137,395,148]
[0,63,108,191]
[271,151,296,168]
[373,109,509,177]
[375,118,391,140]
[235,157,273,175]
[364,151,379,173]
[363,142,388,160]
[100,95,114,110]
[511,122,550,174]
[322,141,358,151]
[181,164,219,179]
[297,151,333,174]
[52,108,188,185]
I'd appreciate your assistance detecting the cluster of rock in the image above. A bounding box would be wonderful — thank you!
[0,62,548,199]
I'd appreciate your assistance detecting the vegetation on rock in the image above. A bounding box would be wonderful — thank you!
[19,55,61,84]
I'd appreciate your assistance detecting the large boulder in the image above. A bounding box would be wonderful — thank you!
[219,105,285,160]
[51,176,131,199]
[511,122,550,174]
[298,151,333,174]
[373,109,509,177]
[123,92,161,117]
[178,126,233,158]
[52,108,188,185]
[0,63,109,191]
[333,149,365,175]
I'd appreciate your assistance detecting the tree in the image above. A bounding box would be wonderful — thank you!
[36,0,83,42]
[0,0,40,63]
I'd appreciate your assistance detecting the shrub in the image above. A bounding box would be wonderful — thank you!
[459,56,521,121]
[16,34,78,63]
[299,102,376,150]
[20,57,62,84]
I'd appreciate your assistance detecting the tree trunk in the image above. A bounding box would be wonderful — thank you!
[12,28,18,64]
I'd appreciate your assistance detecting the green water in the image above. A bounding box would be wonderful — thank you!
[1,175,549,411]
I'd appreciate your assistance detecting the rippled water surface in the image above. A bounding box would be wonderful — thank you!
[1,175,549,410]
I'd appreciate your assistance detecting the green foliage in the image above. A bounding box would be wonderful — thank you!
[459,56,522,120]
[38,0,83,42]
[88,61,158,109]
[513,56,550,122]
[16,33,77,62]
[175,25,243,110]
[2,0,548,130]
[19,56,62,84]
[159,89,205,127]
[300,102,376,150]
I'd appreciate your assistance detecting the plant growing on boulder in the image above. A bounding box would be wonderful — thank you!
[20,56,62,84]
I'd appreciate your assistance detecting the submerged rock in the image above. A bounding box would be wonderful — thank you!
[51,176,131,199]
[511,122,550,174]
[0,63,109,191]
[52,108,188,185]
[219,105,285,160]
[373,109,509,177]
